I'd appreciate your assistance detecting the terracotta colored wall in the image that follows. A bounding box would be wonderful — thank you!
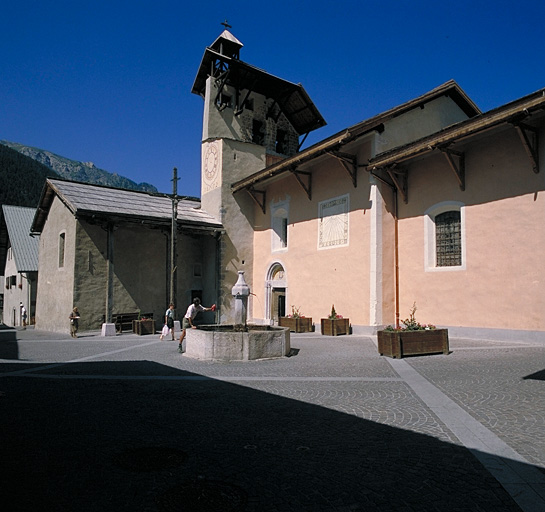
[252,158,373,327]
[395,128,545,331]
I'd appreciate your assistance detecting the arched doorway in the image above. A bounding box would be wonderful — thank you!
[265,263,286,325]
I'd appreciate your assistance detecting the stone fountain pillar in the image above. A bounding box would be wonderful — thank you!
[231,271,250,326]
[184,270,289,361]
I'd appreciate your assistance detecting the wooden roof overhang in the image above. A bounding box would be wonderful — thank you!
[366,89,545,203]
[232,80,480,213]
[192,47,326,136]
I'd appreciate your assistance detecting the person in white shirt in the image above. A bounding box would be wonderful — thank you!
[178,298,214,352]
[20,302,27,329]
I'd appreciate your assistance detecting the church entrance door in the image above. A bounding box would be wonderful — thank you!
[266,263,287,325]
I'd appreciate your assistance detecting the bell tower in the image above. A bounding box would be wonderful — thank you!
[191,28,325,323]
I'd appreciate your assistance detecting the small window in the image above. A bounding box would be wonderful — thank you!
[271,201,289,252]
[276,129,287,154]
[252,120,264,145]
[194,263,202,278]
[59,232,65,268]
[88,250,94,274]
[272,216,288,250]
[435,211,461,266]
[425,202,465,271]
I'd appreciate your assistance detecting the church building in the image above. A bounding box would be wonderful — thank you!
[29,29,545,340]
[193,29,545,340]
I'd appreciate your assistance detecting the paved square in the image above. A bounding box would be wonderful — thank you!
[1,329,544,511]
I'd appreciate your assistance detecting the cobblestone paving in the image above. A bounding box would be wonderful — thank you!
[1,329,543,511]
[409,340,545,469]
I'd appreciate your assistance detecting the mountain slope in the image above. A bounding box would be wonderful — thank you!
[1,141,157,193]
[0,143,60,207]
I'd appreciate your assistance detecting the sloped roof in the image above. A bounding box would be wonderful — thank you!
[367,84,545,169]
[2,205,39,272]
[31,179,223,234]
[232,80,480,192]
[191,31,326,135]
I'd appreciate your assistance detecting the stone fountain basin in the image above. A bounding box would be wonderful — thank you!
[184,324,290,361]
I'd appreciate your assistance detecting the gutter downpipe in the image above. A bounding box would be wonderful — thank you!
[393,187,400,328]
[105,222,114,324]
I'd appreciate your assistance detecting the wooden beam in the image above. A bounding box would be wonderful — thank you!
[234,88,253,116]
[440,148,465,190]
[328,151,357,187]
[386,167,408,204]
[513,122,539,173]
[214,69,231,111]
[369,171,396,191]
[247,187,266,214]
[290,169,312,200]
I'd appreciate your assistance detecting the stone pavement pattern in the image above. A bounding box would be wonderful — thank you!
[0,329,544,511]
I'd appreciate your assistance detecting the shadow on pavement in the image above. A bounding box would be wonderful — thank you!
[0,340,18,359]
[0,360,527,511]
[523,369,545,381]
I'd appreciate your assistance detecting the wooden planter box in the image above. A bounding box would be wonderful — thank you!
[279,317,313,333]
[132,319,155,336]
[321,318,350,336]
[377,329,449,358]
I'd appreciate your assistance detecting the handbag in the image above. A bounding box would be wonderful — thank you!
[161,324,169,337]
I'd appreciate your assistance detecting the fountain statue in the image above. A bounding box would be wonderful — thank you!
[232,271,250,327]
[183,271,290,361]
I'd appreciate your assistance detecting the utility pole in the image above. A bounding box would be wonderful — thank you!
[170,168,179,305]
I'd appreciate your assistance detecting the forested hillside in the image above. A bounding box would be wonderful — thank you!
[0,143,59,207]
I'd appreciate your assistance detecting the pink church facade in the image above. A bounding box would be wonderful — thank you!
[235,83,545,339]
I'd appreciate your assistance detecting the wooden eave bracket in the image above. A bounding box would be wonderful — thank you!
[290,168,312,200]
[513,122,539,173]
[329,151,358,187]
[247,187,266,214]
[386,167,408,204]
[369,170,396,191]
[297,132,309,151]
[440,147,465,190]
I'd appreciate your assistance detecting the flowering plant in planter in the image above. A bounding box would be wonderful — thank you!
[321,304,350,336]
[378,302,448,358]
[287,305,305,318]
[328,304,343,320]
[279,306,313,332]
[384,302,436,331]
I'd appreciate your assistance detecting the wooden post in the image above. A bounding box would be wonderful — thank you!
[170,168,179,306]
[105,222,114,324]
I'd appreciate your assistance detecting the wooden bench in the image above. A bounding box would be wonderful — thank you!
[103,313,154,333]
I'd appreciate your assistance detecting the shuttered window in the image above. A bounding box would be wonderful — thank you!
[435,211,461,266]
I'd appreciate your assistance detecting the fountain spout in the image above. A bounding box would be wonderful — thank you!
[232,271,250,326]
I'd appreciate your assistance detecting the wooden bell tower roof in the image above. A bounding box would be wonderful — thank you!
[191,30,326,136]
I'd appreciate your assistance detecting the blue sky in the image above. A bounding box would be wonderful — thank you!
[2,0,545,198]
